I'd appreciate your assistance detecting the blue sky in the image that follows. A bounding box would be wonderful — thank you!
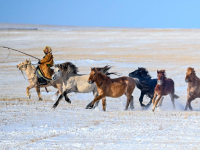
[0,0,200,28]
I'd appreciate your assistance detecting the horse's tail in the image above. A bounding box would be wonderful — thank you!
[174,94,179,99]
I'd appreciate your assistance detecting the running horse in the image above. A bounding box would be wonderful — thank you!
[129,67,163,108]
[152,70,179,112]
[185,67,200,110]
[52,63,118,109]
[17,59,62,100]
[86,68,136,111]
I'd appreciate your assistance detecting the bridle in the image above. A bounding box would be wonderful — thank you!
[19,63,37,81]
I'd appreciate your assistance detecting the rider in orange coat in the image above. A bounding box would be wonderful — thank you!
[38,46,54,80]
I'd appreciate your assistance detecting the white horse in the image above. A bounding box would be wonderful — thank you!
[17,59,63,100]
[52,62,117,108]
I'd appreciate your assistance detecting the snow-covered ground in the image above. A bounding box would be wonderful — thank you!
[1,24,200,149]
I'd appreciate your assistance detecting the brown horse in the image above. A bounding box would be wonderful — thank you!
[86,68,135,111]
[185,67,200,110]
[152,70,179,112]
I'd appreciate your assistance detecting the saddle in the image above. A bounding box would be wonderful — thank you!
[36,68,52,85]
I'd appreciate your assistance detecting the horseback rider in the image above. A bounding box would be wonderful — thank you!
[37,46,54,85]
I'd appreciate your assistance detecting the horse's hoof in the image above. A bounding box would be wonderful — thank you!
[52,105,57,109]
[86,104,93,109]
[140,103,146,107]
[28,95,31,99]
[39,98,43,101]
[66,99,71,104]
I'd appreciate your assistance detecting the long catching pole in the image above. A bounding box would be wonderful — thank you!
[0,46,40,60]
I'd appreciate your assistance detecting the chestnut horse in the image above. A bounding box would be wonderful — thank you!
[185,67,200,110]
[86,68,135,111]
[152,70,179,112]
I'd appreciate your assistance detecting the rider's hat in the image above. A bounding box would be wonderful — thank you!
[43,46,52,53]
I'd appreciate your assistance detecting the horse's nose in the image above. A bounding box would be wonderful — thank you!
[16,65,18,68]
[129,73,132,77]
[88,80,92,84]
[52,75,56,80]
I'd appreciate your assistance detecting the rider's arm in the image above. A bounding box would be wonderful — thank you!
[40,53,53,64]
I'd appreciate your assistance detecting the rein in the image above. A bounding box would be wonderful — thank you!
[20,70,37,81]
[20,63,37,81]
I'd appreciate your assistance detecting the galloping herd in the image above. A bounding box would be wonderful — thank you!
[17,60,199,112]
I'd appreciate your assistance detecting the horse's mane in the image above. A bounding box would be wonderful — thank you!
[94,65,121,76]
[59,62,78,74]
[139,67,152,78]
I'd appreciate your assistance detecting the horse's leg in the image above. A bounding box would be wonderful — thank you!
[152,93,157,105]
[53,93,63,109]
[145,95,153,108]
[52,89,71,109]
[86,95,105,109]
[130,96,134,110]
[63,91,71,103]
[45,87,49,93]
[56,84,63,96]
[35,86,43,100]
[124,93,132,110]
[185,96,194,110]
[55,90,59,96]
[158,97,164,107]
[152,95,161,112]
[93,90,99,108]
[26,84,35,99]
[102,97,106,111]
[139,92,145,107]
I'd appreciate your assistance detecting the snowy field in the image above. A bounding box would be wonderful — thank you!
[1,23,200,149]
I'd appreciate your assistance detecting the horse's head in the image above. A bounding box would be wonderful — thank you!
[185,67,195,83]
[129,67,150,78]
[17,59,31,71]
[51,65,61,81]
[157,70,166,85]
[88,68,98,84]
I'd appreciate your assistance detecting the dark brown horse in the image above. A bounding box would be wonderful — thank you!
[152,70,179,112]
[86,68,136,111]
[185,67,200,110]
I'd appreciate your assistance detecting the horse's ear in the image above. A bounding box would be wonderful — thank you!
[25,59,28,63]
[157,70,159,74]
